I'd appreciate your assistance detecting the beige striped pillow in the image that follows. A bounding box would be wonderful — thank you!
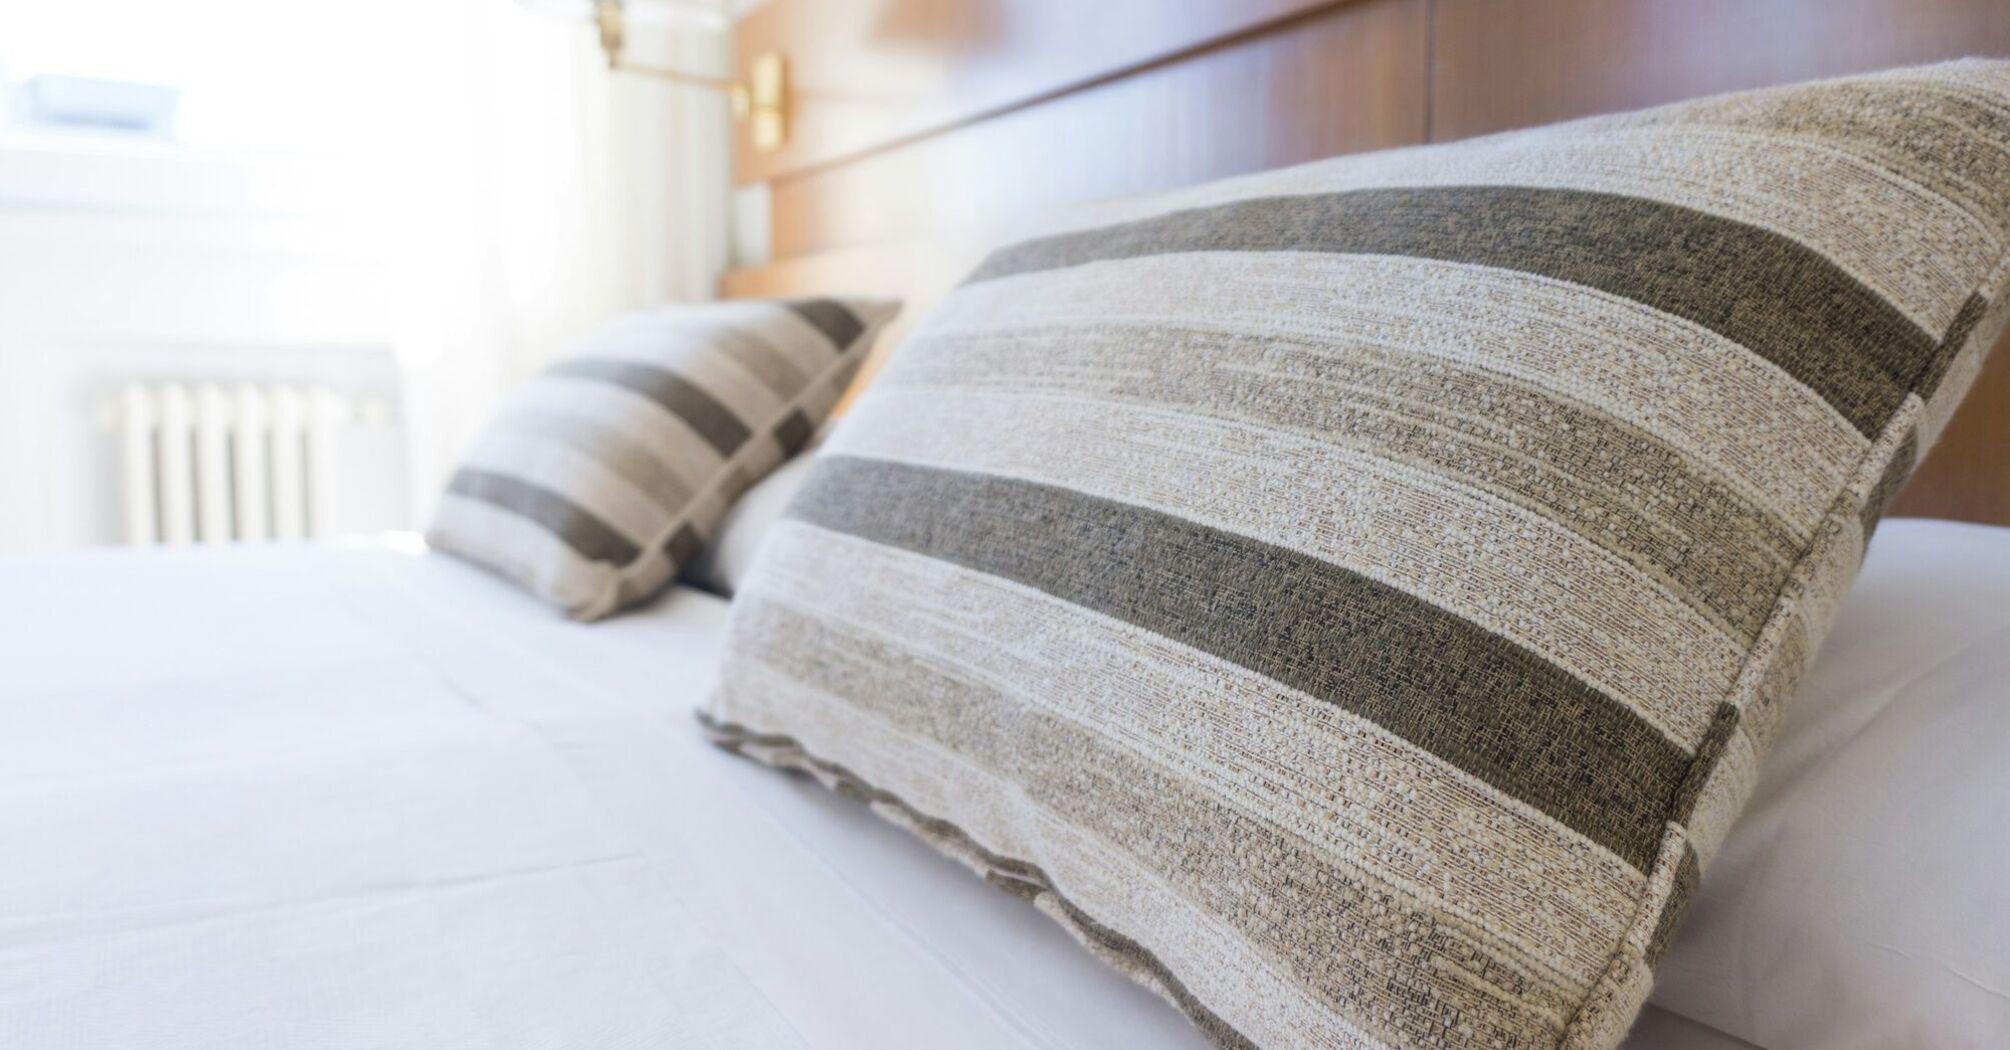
[703,61,2010,1049]
[428,297,896,620]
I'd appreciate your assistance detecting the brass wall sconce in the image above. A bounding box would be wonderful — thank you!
[523,0,788,152]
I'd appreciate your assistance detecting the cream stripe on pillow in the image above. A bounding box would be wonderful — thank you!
[704,61,2010,1049]
[428,297,897,619]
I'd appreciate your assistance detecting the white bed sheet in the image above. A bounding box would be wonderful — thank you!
[1651,519,2010,1048]
[7,527,1940,1050]
[0,541,1206,1050]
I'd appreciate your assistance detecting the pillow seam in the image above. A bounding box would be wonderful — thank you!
[1555,266,2008,1048]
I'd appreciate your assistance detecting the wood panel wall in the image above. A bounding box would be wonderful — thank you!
[723,0,2010,523]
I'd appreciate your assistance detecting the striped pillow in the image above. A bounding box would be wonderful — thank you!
[428,297,896,619]
[703,61,2010,1050]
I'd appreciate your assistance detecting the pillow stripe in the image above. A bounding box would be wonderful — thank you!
[704,61,2010,1049]
[789,453,1688,870]
[1632,74,2010,224]
[445,467,641,565]
[741,520,1647,979]
[773,408,817,457]
[429,297,897,618]
[430,492,612,608]
[785,297,867,351]
[919,250,1869,534]
[490,408,697,512]
[1020,128,1993,336]
[726,603,1588,1039]
[664,521,706,568]
[823,384,1743,745]
[712,326,812,397]
[549,357,755,456]
[968,185,1932,435]
[871,325,1802,640]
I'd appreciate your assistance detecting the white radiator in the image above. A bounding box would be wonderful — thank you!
[115,382,379,546]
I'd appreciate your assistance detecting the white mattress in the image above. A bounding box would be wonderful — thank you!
[16,520,1995,1049]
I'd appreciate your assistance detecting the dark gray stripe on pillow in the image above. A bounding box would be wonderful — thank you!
[729,598,1563,1041]
[966,186,1932,435]
[665,521,706,568]
[786,298,866,351]
[883,324,1800,639]
[446,468,642,565]
[773,409,817,457]
[494,409,695,512]
[789,453,1687,870]
[549,357,753,456]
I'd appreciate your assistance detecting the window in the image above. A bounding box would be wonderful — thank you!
[0,0,434,156]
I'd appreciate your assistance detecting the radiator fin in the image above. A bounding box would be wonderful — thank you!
[117,382,352,546]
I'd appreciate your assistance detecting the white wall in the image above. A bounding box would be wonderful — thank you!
[0,0,735,553]
[0,138,407,552]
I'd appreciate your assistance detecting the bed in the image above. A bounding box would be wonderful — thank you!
[3,516,2005,1049]
[7,5,2010,1048]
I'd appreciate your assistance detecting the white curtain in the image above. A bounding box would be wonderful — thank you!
[386,1,733,521]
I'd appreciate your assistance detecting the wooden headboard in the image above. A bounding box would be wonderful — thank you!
[721,0,2010,524]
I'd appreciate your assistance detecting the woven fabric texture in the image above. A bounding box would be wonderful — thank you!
[704,61,2010,1048]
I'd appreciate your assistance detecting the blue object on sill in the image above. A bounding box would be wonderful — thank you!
[19,75,180,137]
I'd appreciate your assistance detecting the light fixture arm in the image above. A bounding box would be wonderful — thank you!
[591,0,771,132]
